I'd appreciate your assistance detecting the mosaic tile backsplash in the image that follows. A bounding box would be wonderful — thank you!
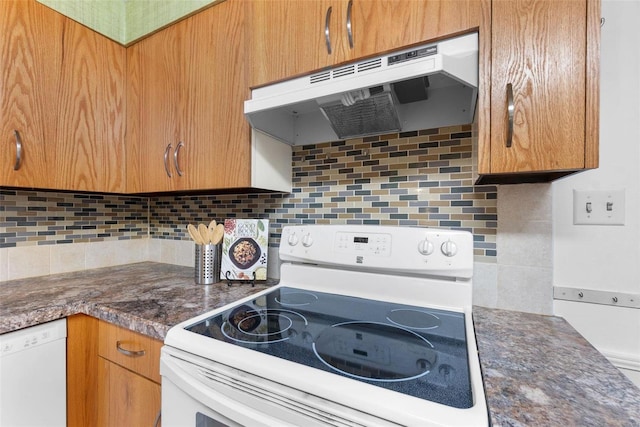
[1,126,497,260]
[0,191,148,247]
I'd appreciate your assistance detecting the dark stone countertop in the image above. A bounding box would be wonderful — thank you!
[1,262,639,425]
[0,262,269,339]
[473,307,640,426]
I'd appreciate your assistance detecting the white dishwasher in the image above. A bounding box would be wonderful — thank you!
[0,318,67,427]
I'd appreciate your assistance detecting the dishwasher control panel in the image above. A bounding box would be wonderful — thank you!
[0,318,67,357]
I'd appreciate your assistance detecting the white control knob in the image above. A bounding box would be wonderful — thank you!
[441,240,458,257]
[418,239,434,255]
[302,233,314,247]
[287,232,299,246]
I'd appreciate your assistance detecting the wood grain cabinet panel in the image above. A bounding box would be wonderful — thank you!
[247,0,482,88]
[53,17,126,192]
[247,0,337,87]
[97,359,161,427]
[67,315,163,427]
[477,0,600,182]
[126,0,250,193]
[67,314,99,427]
[349,0,482,60]
[1,0,63,189]
[97,321,162,427]
[1,0,126,192]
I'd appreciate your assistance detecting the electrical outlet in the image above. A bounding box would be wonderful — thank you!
[573,189,625,225]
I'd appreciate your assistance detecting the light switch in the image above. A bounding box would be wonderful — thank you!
[573,189,625,225]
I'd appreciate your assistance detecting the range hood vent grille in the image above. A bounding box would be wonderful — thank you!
[320,92,400,139]
[358,58,382,72]
[332,64,355,79]
[309,58,384,86]
[310,71,331,84]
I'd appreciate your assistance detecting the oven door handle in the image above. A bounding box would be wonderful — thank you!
[162,353,298,427]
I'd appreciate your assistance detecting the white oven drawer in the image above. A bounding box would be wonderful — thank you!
[160,346,401,427]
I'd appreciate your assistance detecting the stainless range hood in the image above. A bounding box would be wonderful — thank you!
[244,32,478,146]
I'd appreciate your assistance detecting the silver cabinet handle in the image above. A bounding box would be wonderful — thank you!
[13,130,22,171]
[346,0,354,49]
[153,410,161,427]
[325,6,333,54]
[116,341,146,358]
[163,143,173,178]
[506,83,514,148]
[174,141,184,176]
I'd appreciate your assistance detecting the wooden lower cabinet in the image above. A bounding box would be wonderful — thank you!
[98,358,161,427]
[67,314,163,427]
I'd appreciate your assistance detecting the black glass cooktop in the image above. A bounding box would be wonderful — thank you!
[186,286,473,409]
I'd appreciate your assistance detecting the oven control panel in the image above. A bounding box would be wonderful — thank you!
[335,231,392,257]
[279,225,473,278]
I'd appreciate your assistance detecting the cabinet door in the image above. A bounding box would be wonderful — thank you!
[1,0,125,192]
[350,0,483,59]
[247,0,339,88]
[128,1,251,192]
[0,0,62,188]
[181,0,251,190]
[54,18,126,192]
[126,26,184,193]
[488,0,591,174]
[98,358,161,427]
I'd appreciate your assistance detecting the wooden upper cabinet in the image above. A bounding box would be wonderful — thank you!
[478,0,600,182]
[127,0,251,193]
[247,0,336,88]
[54,19,126,192]
[248,0,483,88]
[1,0,62,188]
[349,0,482,60]
[126,25,183,193]
[1,0,126,192]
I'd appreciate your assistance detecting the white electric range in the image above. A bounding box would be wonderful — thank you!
[161,225,488,426]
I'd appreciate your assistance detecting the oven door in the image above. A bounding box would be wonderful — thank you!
[160,346,400,427]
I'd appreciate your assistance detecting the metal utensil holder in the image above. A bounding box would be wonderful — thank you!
[194,244,222,285]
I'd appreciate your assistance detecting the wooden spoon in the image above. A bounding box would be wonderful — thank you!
[207,219,217,243]
[198,223,210,244]
[211,223,225,245]
[187,224,205,245]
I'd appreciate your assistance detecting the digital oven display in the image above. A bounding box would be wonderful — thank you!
[353,236,369,244]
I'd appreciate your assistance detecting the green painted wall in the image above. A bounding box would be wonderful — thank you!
[37,0,218,45]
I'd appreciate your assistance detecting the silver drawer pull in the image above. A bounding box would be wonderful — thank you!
[174,141,184,176]
[506,83,514,148]
[346,0,354,49]
[13,130,22,171]
[163,143,173,178]
[116,341,146,357]
[325,6,333,54]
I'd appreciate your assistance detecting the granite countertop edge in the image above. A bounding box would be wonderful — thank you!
[1,262,639,426]
[0,262,270,340]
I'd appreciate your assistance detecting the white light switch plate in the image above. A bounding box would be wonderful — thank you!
[573,189,625,225]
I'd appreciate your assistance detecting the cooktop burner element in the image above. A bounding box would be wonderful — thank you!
[387,308,442,329]
[275,291,318,306]
[186,286,473,409]
[219,307,308,344]
[313,321,437,382]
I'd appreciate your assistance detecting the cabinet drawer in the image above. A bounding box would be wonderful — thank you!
[98,321,162,384]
